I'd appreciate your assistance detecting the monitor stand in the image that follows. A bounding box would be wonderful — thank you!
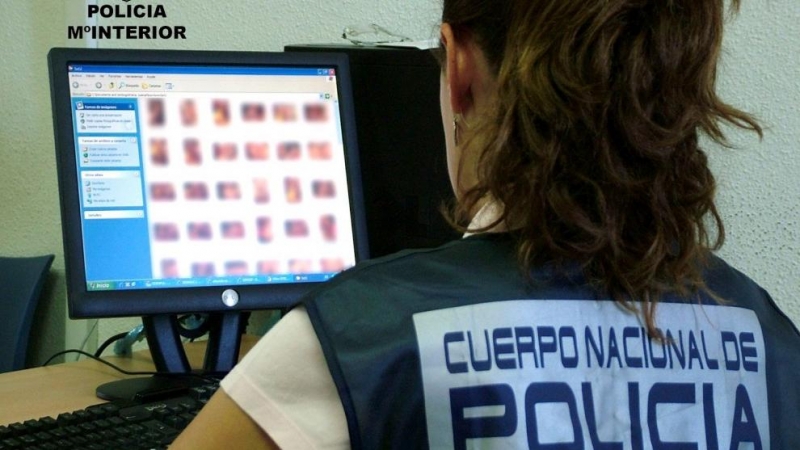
[95,311,246,402]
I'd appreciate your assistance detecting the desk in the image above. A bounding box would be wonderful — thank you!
[0,335,259,425]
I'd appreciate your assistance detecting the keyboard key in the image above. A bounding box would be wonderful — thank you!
[68,435,88,445]
[163,415,187,430]
[106,416,125,427]
[72,410,91,422]
[47,428,67,440]
[177,398,199,410]
[54,413,76,427]
[61,425,81,436]
[78,422,97,433]
[22,420,43,433]
[18,435,36,445]
[114,425,132,437]
[0,425,14,439]
[100,404,119,415]
[128,423,146,434]
[32,431,53,443]
[167,404,184,415]
[37,417,57,431]
[114,436,136,447]
[152,408,172,421]
[92,419,111,430]
[2,438,22,448]
[83,432,101,443]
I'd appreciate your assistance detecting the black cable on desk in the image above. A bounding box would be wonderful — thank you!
[94,331,129,358]
[41,349,221,383]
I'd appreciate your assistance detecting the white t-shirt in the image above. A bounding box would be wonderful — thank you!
[221,306,349,449]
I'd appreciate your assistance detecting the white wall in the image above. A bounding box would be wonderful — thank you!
[0,0,797,366]
[94,0,441,51]
[0,0,91,365]
[710,0,800,320]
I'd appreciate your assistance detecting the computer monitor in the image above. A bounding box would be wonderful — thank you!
[48,48,368,400]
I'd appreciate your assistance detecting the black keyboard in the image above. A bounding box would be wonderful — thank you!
[0,383,218,449]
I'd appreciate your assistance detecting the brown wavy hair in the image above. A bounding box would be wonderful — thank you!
[442,0,762,335]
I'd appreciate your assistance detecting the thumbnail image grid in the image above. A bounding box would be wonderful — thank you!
[139,93,355,280]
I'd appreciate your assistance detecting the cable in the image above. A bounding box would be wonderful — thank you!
[43,350,155,375]
[94,331,129,358]
[41,349,221,383]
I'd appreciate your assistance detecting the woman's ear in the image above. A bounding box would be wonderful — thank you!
[440,23,477,116]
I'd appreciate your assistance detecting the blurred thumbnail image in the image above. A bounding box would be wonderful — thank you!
[212,99,231,126]
[284,177,302,203]
[312,180,336,199]
[289,259,312,274]
[285,219,309,238]
[147,99,165,127]
[253,178,270,204]
[184,138,202,165]
[225,261,248,276]
[257,260,280,275]
[320,258,345,272]
[256,217,273,243]
[273,103,298,122]
[304,103,329,122]
[150,182,176,201]
[150,138,169,166]
[277,141,301,160]
[320,214,337,242]
[308,142,332,160]
[221,221,245,239]
[191,262,215,277]
[184,182,209,200]
[160,259,179,278]
[217,182,241,200]
[153,223,179,241]
[245,142,269,161]
[187,222,212,240]
[213,142,238,161]
[180,99,198,126]
[242,103,266,122]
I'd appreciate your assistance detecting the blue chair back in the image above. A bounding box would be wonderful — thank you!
[0,254,55,373]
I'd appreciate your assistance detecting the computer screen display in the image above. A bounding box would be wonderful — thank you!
[49,48,368,318]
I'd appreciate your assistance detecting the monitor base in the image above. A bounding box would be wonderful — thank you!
[95,374,212,403]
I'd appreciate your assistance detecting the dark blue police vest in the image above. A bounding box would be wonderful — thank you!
[303,234,800,449]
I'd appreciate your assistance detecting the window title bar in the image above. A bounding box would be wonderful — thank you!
[68,64,336,77]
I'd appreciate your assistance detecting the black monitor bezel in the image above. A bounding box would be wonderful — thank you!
[48,47,369,319]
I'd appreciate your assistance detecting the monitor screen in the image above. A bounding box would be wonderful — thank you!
[49,48,368,319]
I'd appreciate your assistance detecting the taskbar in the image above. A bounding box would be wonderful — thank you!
[86,272,337,291]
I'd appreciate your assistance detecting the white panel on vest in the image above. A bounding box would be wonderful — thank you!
[413,300,769,450]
